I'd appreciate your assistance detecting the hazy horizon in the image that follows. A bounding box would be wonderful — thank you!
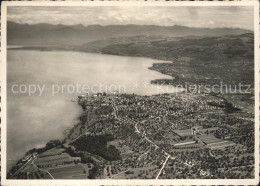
[7,6,254,30]
[7,20,253,31]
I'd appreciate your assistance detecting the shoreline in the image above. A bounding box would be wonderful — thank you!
[6,38,255,178]
[7,90,255,179]
[8,43,255,90]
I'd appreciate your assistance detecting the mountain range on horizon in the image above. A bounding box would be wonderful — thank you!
[7,21,253,47]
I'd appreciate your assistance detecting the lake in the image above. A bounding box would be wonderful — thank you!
[7,50,181,171]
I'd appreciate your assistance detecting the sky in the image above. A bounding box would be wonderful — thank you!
[7,6,254,30]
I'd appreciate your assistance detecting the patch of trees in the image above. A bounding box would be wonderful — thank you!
[65,146,80,157]
[207,101,241,113]
[36,139,63,154]
[224,102,241,113]
[207,102,225,108]
[72,134,122,161]
[81,155,95,164]
[151,79,176,85]
[125,170,135,174]
[88,164,101,179]
[25,139,63,156]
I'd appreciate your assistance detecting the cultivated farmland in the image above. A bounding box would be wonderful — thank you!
[34,153,71,167]
[39,148,65,158]
[48,164,88,179]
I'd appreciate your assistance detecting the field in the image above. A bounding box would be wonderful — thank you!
[38,147,65,158]
[207,141,236,149]
[16,165,52,179]
[198,135,223,144]
[34,153,71,166]
[173,141,196,146]
[21,164,37,172]
[112,165,160,179]
[198,135,236,149]
[48,164,88,179]
[172,129,192,137]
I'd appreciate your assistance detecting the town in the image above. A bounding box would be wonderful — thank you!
[8,91,254,179]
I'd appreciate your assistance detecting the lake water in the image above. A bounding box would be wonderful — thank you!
[7,50,181,171]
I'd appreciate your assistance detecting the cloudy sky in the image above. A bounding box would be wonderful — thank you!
[7,6,254,30]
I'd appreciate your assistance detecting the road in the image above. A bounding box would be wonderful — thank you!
[32,157,55,179]
[74,96,205,178]
[133,122,212,179]
[134,122,175,160]
[137,150,150,161]
[155,155,170,179]
[194,135,206,145]
[9,159,31,179]
[111,97,119,119]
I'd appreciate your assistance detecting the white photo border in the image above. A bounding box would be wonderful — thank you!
[1,1,259,185]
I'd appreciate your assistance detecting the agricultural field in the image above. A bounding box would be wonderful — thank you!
[172,129,192,137]
[170,143,204,152]
[113,166,160,179]
[207,141,236,149]
[38,147,65,158]
[198,134,236,149]
[198,135,223,144]
[48,164,88,179]
[20,164,37,172]
[16,167,52,179]
[34,153,71,167]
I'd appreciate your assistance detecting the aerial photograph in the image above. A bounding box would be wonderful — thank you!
[5,5,256,181]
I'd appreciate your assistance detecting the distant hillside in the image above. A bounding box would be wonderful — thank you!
[79,33,254,87]
[81,33,254,60]
[7,21,252,46]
